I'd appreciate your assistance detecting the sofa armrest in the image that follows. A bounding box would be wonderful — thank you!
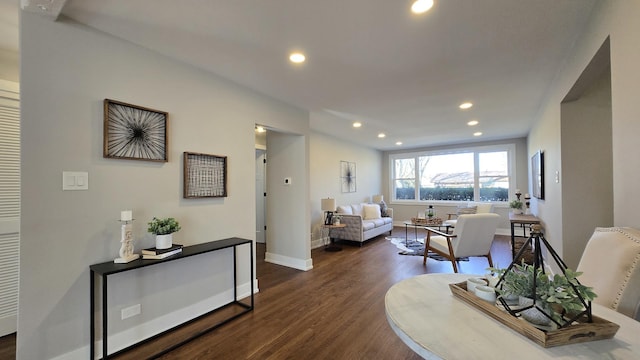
[332,214,363,242]
[385,208,393,219]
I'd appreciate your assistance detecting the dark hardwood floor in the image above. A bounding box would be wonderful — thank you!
[2,228,511,360]
[0,333,15,360]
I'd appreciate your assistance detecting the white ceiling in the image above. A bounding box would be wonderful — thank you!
[7,0,597,150]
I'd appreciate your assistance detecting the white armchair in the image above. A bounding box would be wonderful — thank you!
[577,227,640,321]
[423,213,500,273]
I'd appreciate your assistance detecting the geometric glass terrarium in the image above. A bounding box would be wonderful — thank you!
[494,225,594,329]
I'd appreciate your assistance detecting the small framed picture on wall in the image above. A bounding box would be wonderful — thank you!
[531,150,545,200]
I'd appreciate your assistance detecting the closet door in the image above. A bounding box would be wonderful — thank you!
[0,79,19,336]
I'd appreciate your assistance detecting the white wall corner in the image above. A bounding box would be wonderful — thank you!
[265,252,313,271]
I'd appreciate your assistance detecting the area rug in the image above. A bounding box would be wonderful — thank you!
[386,237,468,261]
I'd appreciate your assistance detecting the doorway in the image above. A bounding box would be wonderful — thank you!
[255,148,267,244]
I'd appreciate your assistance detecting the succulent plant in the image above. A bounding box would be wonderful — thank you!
[147,217,181,235]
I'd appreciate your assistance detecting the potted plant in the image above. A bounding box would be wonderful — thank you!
[148,217,181,249]
[489,262,597,326]
[534,268,597,324]
[488,262,534,304]
[509,200,524,214]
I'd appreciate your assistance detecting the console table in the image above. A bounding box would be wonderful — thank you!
[509,213,540,261]
[89,237,253,360]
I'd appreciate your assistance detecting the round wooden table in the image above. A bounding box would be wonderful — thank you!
[385,273,640,359]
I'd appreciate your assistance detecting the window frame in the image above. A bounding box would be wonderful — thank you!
[389,143,517,205]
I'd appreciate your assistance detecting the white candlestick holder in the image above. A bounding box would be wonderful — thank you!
[114,218,140,263]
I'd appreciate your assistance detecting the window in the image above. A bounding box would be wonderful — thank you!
[391,145,514,203]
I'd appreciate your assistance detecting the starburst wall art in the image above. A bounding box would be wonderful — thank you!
[341,160,356,193]
[103,99,168,162]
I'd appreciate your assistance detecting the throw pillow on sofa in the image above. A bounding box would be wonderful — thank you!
[337,205,353,215]
[363,204,382,220]
[379,200,388,217]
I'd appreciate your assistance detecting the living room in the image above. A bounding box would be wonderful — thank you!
[2,0,640,359]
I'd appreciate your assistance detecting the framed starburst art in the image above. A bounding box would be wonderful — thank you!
[103,99,168,162]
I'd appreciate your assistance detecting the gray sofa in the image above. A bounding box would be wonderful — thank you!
[332,203,393,245]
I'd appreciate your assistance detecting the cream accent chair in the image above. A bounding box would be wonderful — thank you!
[577,227,640,321]
[443,202,495,228]
[423,213,501,273]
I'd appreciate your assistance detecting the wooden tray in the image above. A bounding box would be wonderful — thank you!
[410,217,442,225]
[449,281,619,348]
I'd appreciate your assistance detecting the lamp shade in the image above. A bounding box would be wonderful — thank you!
[372,195,384,203]
[321,198,336,212]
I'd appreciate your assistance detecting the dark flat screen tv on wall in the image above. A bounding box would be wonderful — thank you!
[531,150,544,200]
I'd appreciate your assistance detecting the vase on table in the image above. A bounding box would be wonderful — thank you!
[156,234,173,249]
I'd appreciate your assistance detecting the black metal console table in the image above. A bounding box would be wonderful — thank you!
[90,237,253,359]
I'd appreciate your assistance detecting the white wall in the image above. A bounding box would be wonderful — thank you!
[309,132,382,247]
[560,65,612,269]
[265,131,312,269]
[528,0,640,260]
[19,13,308,359]
[0,48,19,82]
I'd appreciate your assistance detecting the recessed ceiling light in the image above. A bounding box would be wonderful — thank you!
[467,120,479,126]
[353,122,362,128]
[396,141,403,146]
[473,132,483,137]
[378,133,386,138]
[255,126,266,133]
[289,52,306,63]
[459,102,473,110]
[411,0,434,14]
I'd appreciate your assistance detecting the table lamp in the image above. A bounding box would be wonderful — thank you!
[321,198,336,225]
[372,194,384,204]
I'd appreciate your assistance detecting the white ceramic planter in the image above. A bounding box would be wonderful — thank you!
[155,234,173,249]
[519,296,552,326]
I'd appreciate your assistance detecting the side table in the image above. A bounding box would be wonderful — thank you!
[509,213,540,261]
[323,223,346,252]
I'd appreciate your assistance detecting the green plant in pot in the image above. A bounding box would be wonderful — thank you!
[488,262,535,304]
[509,200,524,214]
[489,262,597,326]
[148,217,181,250]
[534,269,597,324]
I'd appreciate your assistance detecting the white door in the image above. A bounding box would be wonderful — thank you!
[255,149,266,244]
[0,79,20,336]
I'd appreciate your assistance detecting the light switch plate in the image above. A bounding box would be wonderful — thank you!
[63,171,89,190]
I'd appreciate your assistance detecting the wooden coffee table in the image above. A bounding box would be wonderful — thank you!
[403,220,451,246]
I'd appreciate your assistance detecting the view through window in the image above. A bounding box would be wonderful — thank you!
[392,145,513,203]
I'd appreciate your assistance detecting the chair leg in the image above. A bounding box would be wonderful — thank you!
[450,258,458,273]
[445,239,458,273]
[487,252,494,268]
[423,233,431,265]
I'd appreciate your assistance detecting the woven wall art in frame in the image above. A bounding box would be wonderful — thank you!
[183,152,227,198]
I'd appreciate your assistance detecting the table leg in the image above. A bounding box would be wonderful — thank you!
[325,228,342,252]
[510,222,515,261]
[405,224,409,246]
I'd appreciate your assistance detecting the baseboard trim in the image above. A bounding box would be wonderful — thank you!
[265,252,313,271]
